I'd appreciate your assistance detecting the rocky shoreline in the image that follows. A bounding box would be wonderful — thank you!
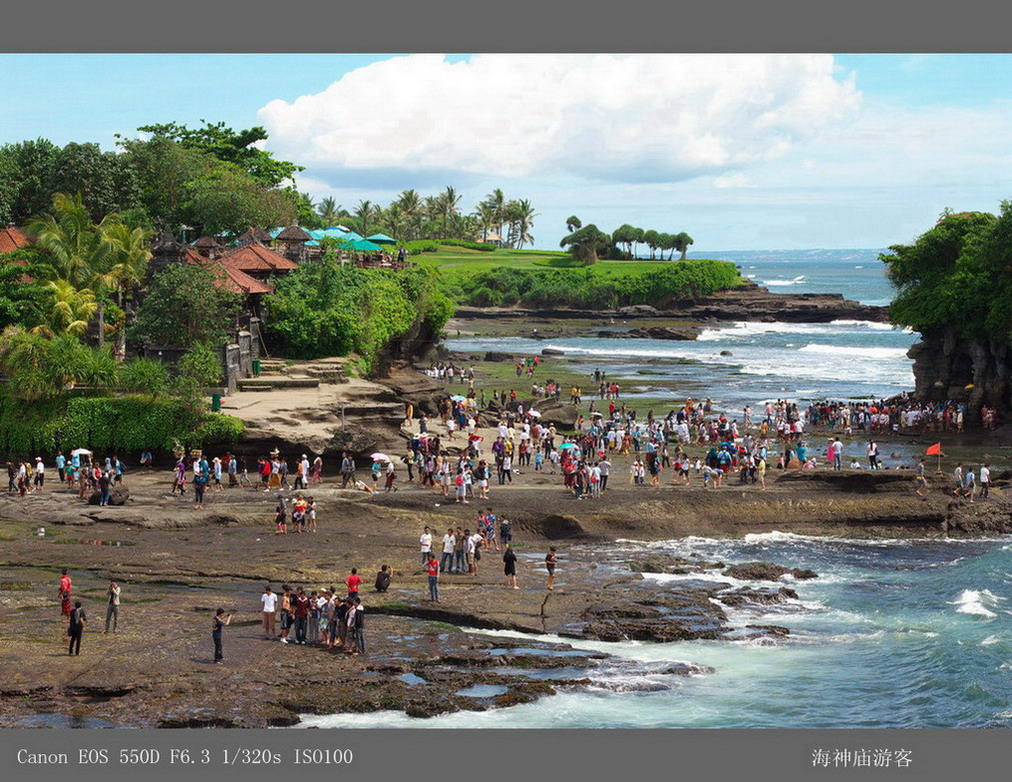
[2,467,1011,728]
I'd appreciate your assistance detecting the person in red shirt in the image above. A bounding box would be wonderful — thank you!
[345,568,362,598]
[425,553,440,602]
[58,569,72,619]
[292,587,311,645]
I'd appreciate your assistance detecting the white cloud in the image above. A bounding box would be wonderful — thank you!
[713,173,756,189]
[259,54,860,184]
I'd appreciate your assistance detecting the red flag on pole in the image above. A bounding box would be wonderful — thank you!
[926,443,943,456]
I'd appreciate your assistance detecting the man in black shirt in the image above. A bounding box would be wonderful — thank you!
[68,601,86,655]
[374,565,391,592]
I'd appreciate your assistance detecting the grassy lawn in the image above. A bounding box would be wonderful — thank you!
[414,245,728,285]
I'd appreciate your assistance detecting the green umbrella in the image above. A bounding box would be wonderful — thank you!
[367,233,397,245]
[346,238,382,252]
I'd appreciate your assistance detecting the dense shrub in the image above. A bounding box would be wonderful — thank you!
[453,260,741,309]
[0,390,244,458]
[402,240,440,254]
[264,258,454,370]
[437,239,496,251]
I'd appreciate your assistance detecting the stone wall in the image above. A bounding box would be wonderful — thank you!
[143,321,261,395]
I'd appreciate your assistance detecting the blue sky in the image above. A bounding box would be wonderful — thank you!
[3,53,1012,251]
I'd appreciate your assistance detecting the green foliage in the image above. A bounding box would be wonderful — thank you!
[183,165,298,236]
[131,264,243,347]
[0,260,49,331]
[177,343,223,387]
[437,239,496,251]
[881,208,1010,339]
[133,121,302,187]
[560,224,612,265]
[454,261,742,309]
[119,356,170,396]
[264,258,454,369]
[0,392,246,458]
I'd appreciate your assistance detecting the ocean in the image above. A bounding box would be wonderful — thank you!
[299,534,1012,729]
[447,250,917,411]
[304,250,1005,730]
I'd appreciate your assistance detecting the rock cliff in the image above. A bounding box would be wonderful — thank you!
[908,326,1011,412]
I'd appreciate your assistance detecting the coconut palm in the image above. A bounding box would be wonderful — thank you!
[482,189,508,242]
[103,221,153,358]
[33,279,98,337]
[395,190,423,239]
[28,193,118,347]
[354,200,374,237]
[317,197,343,227]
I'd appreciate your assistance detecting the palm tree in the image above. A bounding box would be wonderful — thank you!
[33,279,97,337]
[438,186,462,238]
[510,199,538,249]
[482,189,508,242]
[29,193,115,347]
[317,197,343,227]
[102,221,153,359]
[354,200,374,237]
[475,203,498,242]
[395,190,423,239]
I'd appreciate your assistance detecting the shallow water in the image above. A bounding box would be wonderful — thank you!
[299,534,1012,729]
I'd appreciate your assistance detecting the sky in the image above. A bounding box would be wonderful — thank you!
[3,53,1012,251]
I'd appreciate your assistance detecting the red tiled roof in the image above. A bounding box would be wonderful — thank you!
[0,225,31,254]
[218,241,299,273]
[237,226,273,244]
[183,248,274,295]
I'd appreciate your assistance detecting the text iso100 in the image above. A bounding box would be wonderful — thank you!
[294,749,354,765]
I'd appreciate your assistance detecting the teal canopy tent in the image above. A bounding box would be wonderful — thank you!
[367,233,397,245]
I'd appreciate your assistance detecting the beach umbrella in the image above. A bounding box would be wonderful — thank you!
[340,238,382,252]
[558,443,578,450]
[70,448,92,457]
[371,452,391,462]
[528,410,542,418]
[367,233,397,245]
[450,394,467,402]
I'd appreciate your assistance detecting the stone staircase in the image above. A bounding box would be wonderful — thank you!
[240,357,347,391]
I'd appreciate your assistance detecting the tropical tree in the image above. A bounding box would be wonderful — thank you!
[119,356,170,396]
[35,279,97,337]
[317,196,343,226]
[102,221,153,358]
[611,224,637,257]
[28,193,118,346]
[354,200,374,237]
[560,225,611,265]
[131,264,243,347]
[565,215,582,233]
[395,190,424,239]
[642,229,660,259]
[482,189,508,242]
[673,232,694,260]
[507,199,537,249]
[435,186,462,238]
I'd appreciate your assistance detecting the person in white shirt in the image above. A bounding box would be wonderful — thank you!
[419,526,433,566]
[466,530,482,576]
[260,586,278,640]
[441,528,456,573]
[980,464,991,499]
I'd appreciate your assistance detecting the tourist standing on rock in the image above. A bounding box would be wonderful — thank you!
[503,545,519,590]
[212,608,231,663]
[867,440,880,470]
[915,459,928,497]
[952,463,964,498]
[311,455,323,484]
[58,568,72,619]
[279,585,293,644]
[261,585,277,639]
[33,457,45,492]
[545,548,558,590]
[339,452,354,488]
[172,457,186,496]
[441,528,455,573]
[420,526,433,566]
[426,553,440,602]
[67,600,86,655]
[454,526,466,573]
[348,597,365,655]
[346,568,363,599]
[55,451,65,484]
[98,470,112,507]
[384,460,398,493]
[980,463,991,499]
[103,580,120,634]
[293,587,310,644]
